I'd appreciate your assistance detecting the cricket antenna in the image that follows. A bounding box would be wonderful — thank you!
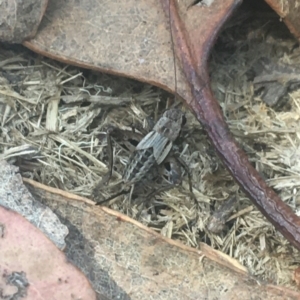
[166,0,209,111]
[168,0,180,109]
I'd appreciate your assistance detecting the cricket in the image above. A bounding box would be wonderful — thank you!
[122,108,185,185]
[93,105,193,210]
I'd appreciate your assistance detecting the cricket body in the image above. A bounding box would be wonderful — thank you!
[122,108,185,186]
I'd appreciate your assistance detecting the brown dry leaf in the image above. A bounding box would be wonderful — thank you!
[0,0,48,43]
[0,169,97,300]
[0,206,97,299]
[22,0,239,101]
[24,178,300,300]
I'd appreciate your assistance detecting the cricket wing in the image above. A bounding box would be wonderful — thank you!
[155,140,173,164]
[136,131,172,164]
[135,131,158,150]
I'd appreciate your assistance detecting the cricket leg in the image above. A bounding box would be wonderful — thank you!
[92,127,115,200]
[168,154,199,208]
[127,184,135,208]
[100,126,114,185]
[135,184,175,219]
[96,182,136,206]
[172,155,193,193]
[95,124,140,188]
[95,187,130,205]
[135,155,197,215]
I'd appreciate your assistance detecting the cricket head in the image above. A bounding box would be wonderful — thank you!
[163,108,186,128]
[154,108,186,142]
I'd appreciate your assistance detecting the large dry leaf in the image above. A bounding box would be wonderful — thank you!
[24,178,300,300]
[22,0,240,101]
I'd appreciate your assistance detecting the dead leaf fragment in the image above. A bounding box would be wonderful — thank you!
[0,0,48,43]
[0,206,96,299]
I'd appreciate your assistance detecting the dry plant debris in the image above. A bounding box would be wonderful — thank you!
[1,8,300,288]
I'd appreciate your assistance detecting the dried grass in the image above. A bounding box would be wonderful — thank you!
[1,5,300,288]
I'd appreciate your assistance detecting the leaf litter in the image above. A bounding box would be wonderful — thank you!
[1,6,300,289]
